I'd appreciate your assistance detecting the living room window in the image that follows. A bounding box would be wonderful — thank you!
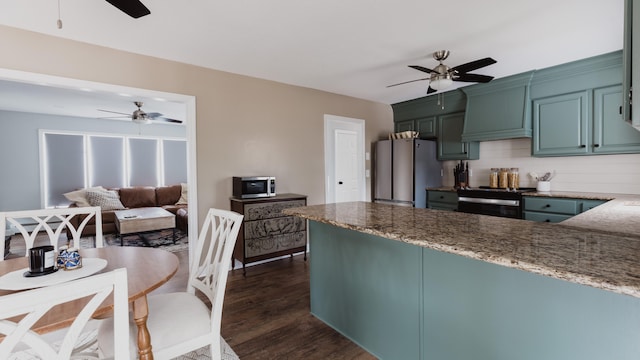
[41,131,186,208]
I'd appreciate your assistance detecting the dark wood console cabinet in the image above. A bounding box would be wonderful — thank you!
[230,193,307,275]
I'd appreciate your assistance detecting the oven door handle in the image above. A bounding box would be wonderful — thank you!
[458,197,520,207]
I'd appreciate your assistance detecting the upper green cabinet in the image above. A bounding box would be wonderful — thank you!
[437,112,479,160]
[392,90,479,160]
[415,117,437,138]
[394,117,437,138]
[461,71,534,142]
[532,91,589,156]
[531,51,640,157]
[395,119,415,133]
[623,0,640,130]
[593,85,640,154]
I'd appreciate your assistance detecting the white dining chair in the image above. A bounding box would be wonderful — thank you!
[0,206,103,261]
[99,208,243,360]
[0,268,130,360]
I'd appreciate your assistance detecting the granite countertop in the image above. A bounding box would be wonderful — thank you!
[284,200,640,299]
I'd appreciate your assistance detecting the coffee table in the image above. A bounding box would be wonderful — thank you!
[114,207,176,246]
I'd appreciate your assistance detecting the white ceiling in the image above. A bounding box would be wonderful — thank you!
[0,0,626,118]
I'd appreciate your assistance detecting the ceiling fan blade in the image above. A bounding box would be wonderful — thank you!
[427,86,437,94]
[386,78,429,88]
[160,118,184,124]
[454,73,495,83]
[105,0,150,19]
[146,112,183,124]
[98,109,131,116]
[450,57,497,74]
[409,65,437,74]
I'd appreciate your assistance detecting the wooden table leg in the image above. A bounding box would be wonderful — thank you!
[133,296,154,360]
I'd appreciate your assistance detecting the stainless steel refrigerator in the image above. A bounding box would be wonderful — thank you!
[374,138,442,208]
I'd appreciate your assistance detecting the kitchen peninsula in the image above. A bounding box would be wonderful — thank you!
[285,199,640,360]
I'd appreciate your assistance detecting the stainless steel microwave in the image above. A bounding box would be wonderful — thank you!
[232,176,276,199]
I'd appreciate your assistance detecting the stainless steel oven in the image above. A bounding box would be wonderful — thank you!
[457,187,535,219]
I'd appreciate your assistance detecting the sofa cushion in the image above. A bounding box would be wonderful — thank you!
[63,186,105,207]
[156,185,181,206]
[119,187,156,208]
[176,183,188,205]
[86,189,125,210]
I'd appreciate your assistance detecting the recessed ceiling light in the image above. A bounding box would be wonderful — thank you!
[79,87,93,92]
[118,93,132,97]
[153,97,167,102]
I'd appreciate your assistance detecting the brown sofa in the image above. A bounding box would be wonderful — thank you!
[69,185,188,238]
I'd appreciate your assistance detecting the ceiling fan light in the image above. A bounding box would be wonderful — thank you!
[430,74,453,91]
[132,117,151,124]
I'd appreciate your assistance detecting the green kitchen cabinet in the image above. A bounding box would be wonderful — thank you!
[533,85,640,157]
[581,199,607,212]
[593,85,640,154]
[394,119,414,133]
[415,116,437,138]
[427,190,458,211]
[392,90,477,159]
[532,91,589,156]
[523,197,606,223]
[530,51,640,157]
[394,117,437,138]
[437,112,479,160]
[461,71,534,142]
[392,90,466,140]
[623,0,640,130]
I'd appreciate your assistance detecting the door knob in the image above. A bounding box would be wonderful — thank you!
[338,181,343,185]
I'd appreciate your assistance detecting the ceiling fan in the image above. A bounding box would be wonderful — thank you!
[105,0,151,18]
[388,50,497,94]
[98,101,183,124]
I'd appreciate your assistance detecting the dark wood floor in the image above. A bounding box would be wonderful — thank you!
[156,251,376,359]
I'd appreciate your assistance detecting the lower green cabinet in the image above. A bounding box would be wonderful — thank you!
[523,197,606,223]
[427,190,458,211]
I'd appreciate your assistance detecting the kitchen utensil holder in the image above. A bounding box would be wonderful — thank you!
[537,181,551,192]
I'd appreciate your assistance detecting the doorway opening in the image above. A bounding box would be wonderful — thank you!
[0,68,198,256]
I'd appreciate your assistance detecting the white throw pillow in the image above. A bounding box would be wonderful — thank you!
[175,183,188,205]
[85,189,125,210]
[63,186,105,207]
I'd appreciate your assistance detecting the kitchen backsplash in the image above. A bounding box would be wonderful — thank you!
[443,138,640,194]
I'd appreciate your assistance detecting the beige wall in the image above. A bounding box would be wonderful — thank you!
[0,25,394,226]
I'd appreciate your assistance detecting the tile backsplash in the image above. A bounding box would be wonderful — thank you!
[443,138,640,194]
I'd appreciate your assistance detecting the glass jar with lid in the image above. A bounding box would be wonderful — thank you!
[508,168,519,189]
[498,168,509,189]
[489,168,499,188]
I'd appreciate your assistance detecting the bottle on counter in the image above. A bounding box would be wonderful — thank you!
[489,168,499,188]
[508,168,519,190]
[499,168,509,189]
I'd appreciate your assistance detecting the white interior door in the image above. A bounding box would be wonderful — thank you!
[324,115,365,204]
[334,130,359,202]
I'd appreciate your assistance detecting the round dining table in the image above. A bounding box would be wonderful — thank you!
[0,246,180,360]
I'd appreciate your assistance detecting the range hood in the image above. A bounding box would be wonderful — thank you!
[460,71,534,142]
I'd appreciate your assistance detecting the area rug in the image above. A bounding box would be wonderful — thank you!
[177,338,240,360]
[79,229,189,253]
